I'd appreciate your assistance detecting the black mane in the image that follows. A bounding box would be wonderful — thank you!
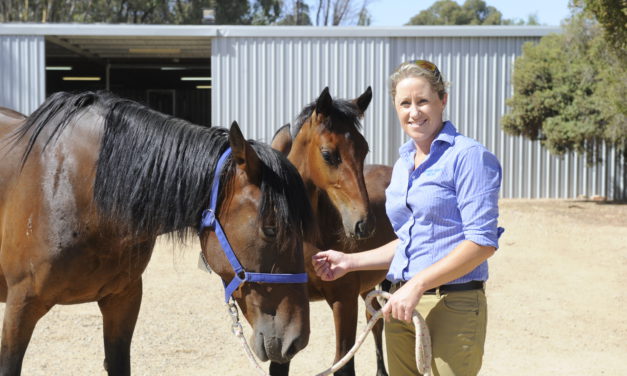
[291,98,363,138]
[14,91,313,243]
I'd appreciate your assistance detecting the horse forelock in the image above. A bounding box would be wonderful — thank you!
[249,141,315,249]
[292,99,363,138]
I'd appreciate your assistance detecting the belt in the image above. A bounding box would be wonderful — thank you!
[391,280,484,295]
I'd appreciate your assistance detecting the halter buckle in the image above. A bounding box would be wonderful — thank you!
[200,208,216,229]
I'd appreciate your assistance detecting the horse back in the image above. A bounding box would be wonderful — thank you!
[0,106,26,123]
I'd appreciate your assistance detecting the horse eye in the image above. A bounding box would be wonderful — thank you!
[262,226,277,238]
[321,149,340,166]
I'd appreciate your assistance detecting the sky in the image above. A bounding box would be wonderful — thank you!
[366,0,572,27]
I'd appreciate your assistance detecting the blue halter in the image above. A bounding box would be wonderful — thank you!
[199,147,308,302]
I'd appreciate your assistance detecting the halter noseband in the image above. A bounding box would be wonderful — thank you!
[199,147,308,302]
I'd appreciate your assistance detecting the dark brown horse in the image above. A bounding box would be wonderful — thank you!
[270,87,396,376]
[0,92,314,375]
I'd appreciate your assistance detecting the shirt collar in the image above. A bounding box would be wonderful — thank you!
[398,121,457,162]
[437,121,457,145]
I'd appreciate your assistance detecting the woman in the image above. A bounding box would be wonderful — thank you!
[312,60,503,376]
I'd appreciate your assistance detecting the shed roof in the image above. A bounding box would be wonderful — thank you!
[1,23,559,60]
[1,23,559,38]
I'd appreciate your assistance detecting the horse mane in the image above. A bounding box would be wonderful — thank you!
[13,91,313,244]
[291,98,363,138]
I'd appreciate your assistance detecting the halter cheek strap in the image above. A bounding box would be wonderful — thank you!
[199,147,308,303]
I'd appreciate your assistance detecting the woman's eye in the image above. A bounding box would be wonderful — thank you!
[262,226,277,237]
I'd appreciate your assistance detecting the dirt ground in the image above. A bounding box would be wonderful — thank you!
[1,199,626,375]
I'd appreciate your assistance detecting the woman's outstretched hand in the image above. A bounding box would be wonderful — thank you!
[312,250,352,281]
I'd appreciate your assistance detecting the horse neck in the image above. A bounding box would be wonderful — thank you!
[287,120,319,201]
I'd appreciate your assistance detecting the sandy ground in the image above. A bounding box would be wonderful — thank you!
[1,199,626,375]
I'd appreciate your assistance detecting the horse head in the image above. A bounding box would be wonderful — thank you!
[200,122,312,364]
[272,87,374,241]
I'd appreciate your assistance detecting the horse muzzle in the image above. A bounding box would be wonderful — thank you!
[252,321,309,363]
[344,212,375,240]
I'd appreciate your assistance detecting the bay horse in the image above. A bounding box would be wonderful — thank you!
[0,91,314,375]
[270,87,395,376]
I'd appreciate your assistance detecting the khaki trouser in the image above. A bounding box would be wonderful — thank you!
[385,287,487,376]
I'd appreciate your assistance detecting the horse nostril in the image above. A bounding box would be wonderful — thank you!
[355,220,366,237]
[282,334,307,360]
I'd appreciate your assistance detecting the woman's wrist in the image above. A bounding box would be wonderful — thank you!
[344,252,358,272]
[407,274,429,294]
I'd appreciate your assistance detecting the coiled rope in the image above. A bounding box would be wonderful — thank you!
[227,290,432,376]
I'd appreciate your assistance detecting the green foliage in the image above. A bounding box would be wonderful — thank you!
[406,0,511,25]
[251,0,283,25]
[502,9,626,162]
[277,0,312,25]
[0,0,209,23]
[0,0,280,25]
[582,0,627,51]
[0,0,374,25]
[215,0,251,24]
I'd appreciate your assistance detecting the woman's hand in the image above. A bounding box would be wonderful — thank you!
[312,250,352,281]
[381,280,424,322]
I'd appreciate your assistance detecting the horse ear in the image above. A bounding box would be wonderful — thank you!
[354,86,372,115]
[228,121,261,185]
[271,123,293,156]
[315,87,333,118]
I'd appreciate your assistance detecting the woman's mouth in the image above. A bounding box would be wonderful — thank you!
[408,119,427,128]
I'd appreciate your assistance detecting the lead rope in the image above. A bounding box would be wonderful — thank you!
[226,290,432,376]
[227,300,269,376]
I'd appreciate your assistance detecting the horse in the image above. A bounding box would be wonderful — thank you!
[270,87,396,376]
[0,91,315,375]
[0,108,26,123]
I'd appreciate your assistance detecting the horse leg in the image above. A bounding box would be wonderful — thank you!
[360,290,388,376]
[97,278,143,376]
[269,360,290,375]
[0,285,50,375]
[328,292,358,376]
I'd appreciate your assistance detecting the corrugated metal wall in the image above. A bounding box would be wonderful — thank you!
[212,34,626,200]
[0,27,622,200]
[212,36,394,164]
[0,35,45,115]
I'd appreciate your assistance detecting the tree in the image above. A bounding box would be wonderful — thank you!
[581,0,627,52]
[251,0,284,25]
[356,2,371,26]
[0,0,183,23]
[0,0,276,25]
[501,6,626,162]
[277,0,312,25]
[406,0,535,25]
[313,0,370,26]
[214,0,251,24]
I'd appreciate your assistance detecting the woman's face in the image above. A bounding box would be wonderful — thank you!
[394,76,447,149]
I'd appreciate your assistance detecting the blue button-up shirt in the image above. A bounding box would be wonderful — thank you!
[385,121,503,284]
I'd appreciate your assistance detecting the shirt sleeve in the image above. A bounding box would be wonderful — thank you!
[454,145,502,248]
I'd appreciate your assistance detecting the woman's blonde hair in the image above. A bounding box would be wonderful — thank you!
[389,60,448,101]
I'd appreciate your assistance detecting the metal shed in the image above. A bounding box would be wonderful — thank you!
[0,24,624,200]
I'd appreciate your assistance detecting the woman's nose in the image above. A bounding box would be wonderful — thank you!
[409,106,419,118]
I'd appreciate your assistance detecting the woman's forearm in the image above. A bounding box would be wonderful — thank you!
[348,238,399,271]
[407,240,495,292]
